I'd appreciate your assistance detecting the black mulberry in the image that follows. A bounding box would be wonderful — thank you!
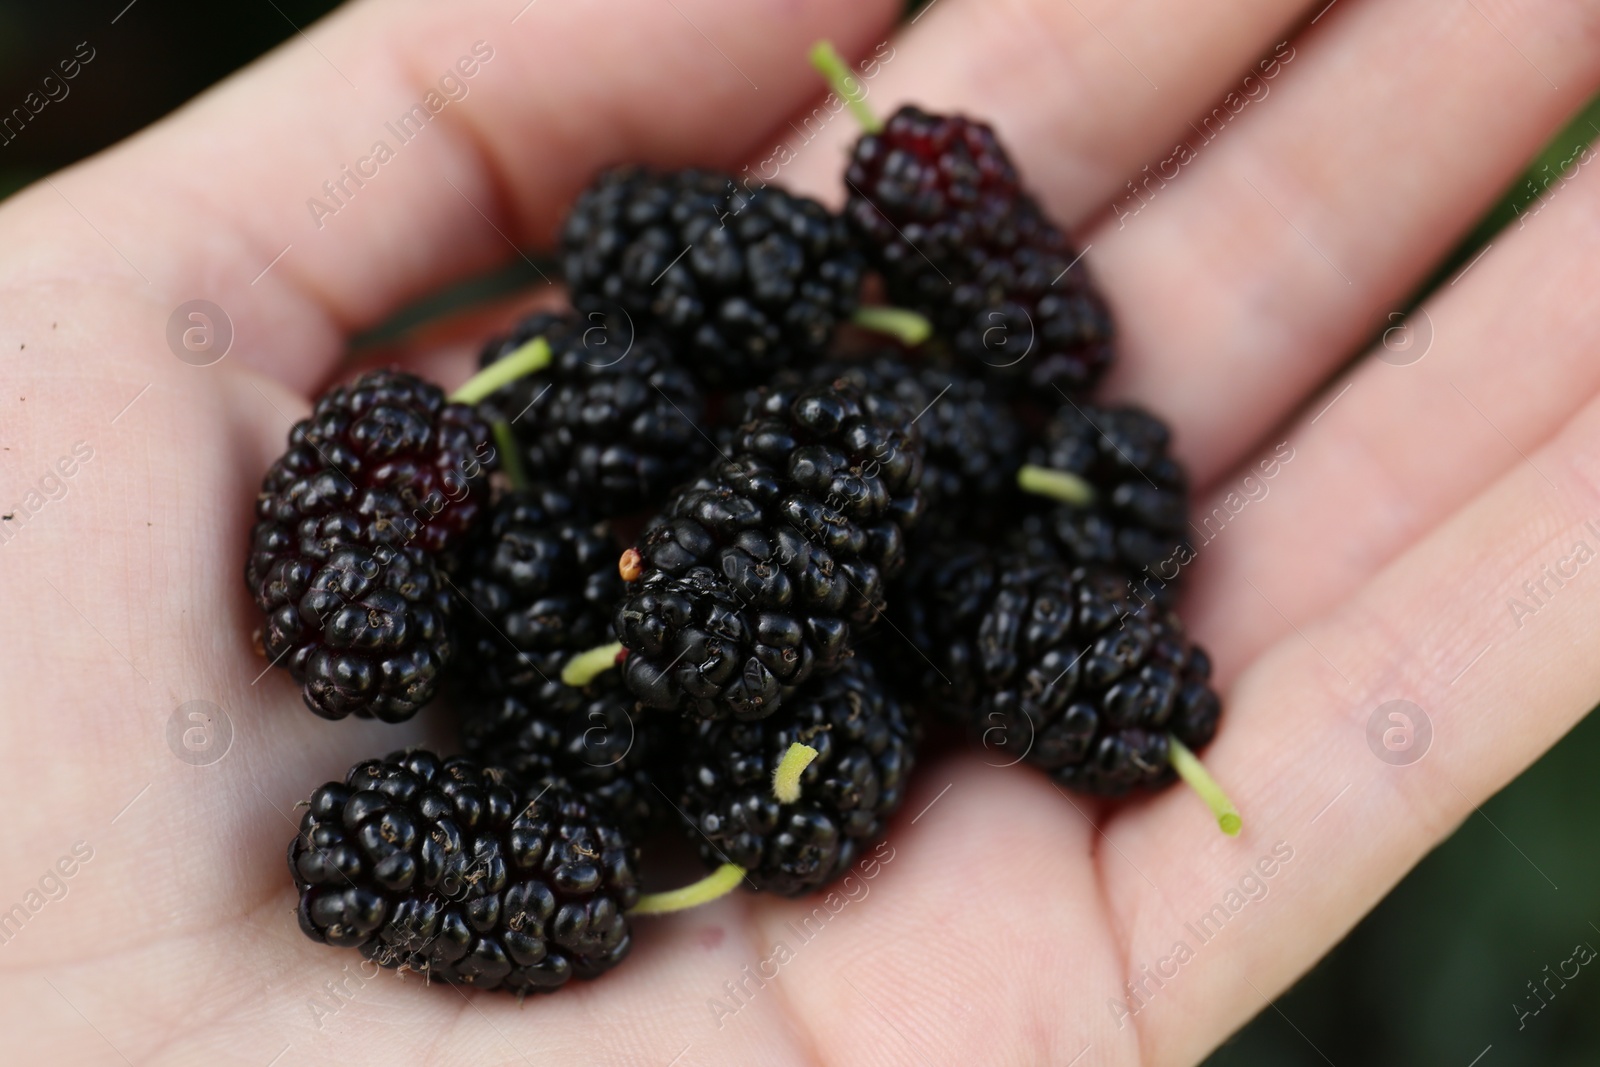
[678,658,915,896]
[563,167,864,387]
[845,106,1114,396]
[290,749,639,995]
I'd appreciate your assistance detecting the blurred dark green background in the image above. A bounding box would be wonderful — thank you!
[6,3,1599,1063]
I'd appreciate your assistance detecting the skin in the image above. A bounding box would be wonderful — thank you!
[1,0,1598,1062]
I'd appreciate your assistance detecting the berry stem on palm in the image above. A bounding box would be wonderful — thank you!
[631,863,746,915]
[450,336,553,405]
[490,420,529,490]
[1168,736,1242,836]
[771,742,819,803]
[808,41,883,134]
[561,641,625,687]
[852,305,932,346]
[1017,464,1096,506]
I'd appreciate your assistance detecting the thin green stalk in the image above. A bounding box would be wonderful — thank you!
[852,306,932,346]
[1017,464,1097,507]
[631,863,746,915]
[561,641,624,687]
[491,420,528,490]
[808,41,883,134]
[449,336,552,405]
[771,742,819,803]
[1169,736,1242,836]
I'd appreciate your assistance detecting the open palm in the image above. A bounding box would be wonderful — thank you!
[4,0,1598,1063]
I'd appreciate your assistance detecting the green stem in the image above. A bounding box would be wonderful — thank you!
[852,306,932,346]
[491,420,529,491]
[808,41,883,134]
[631,863,746,916]
[1168,736,1241,837]
[561,641,625,687]
[449,337,552,405]
[1016,464,1097,507]
[771,742,819,803]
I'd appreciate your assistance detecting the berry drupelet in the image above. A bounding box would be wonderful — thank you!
[291,749,639,995]
[678,658,916,896]
[613,379,925,720]
[844,105,1114,396]
[452,486,624,697]
[1017,403,1192,608]
[562,166,864,387]
[478,311,711,517]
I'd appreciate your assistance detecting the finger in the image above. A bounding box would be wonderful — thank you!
[0,0,900,392]
[1182,130,1600,683]
[1102,388,1600,1064]
[1087,0,1600,484]
[777,0,1317,223]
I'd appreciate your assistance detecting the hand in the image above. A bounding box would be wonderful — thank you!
[3,1,1595,1063]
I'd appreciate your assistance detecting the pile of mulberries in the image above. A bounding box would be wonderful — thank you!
[243,40,1236,1001]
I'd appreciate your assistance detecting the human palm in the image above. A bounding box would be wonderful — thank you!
[5,0,1598,1063]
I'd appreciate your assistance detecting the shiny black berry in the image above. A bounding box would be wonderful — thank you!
[679,658,916,896]
[451,487,623,698]
[563,167,864,387]
[845,106,1114,396]
[478,311,711,516]
[615,379,924,720]
[290,749,639,995]
[1021,403,1191,607]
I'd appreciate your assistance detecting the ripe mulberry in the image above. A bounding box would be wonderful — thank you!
[562,167,864,387]
[478,311,711,516]
[246,370,496,720]
[456,665,667,834]
[452,487,623,698]
[290,749,639,995]
[678,658,916,896]
[614,379,924,720]
[845,106,1114,396]
[1021,403,1191,606]
[902,559,1222,793]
